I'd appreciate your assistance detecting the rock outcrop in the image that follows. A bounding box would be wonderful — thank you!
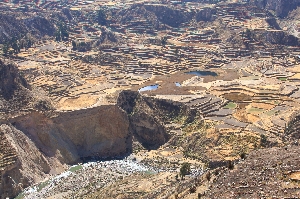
[11,105,131,164]
[0,12,56,43]
[114,4,215,31]
[259,30,300,46]
[0,124,52,199]
[117,90,170,149]
[23,16,56,37]
[0,60,30,100]
[250,0,300,18]
[0,60,36,118]
[2,90,195,198]
[144,5,194,28]
[284,111,300,144]
[207,146,300,198]
[1,105,131,198]
[196,8,217,22]
[117,90,198,149]
[0,84,208,198]
[247,29,300,47]
[0,60,52,118]
[129,108,168,149]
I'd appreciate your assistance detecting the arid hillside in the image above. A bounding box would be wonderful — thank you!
[0,0,300,198]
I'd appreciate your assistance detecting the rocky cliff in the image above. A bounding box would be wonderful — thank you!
[113,4,216,31]
[250,0,300,18]
[0,60,33,117]
[0,9,74,44]
[0,124,51,198]
[196,7,217,22]
[0,12,56,43]
[117,90,198,149]
[11,105,131,164]
[144,5,194,28]
[0,60,30,100]
[1,89,199,198]
[284,111,300,144]
[1,105,131,199]
[0,60,52,119]
[118,90,170,149]
[255,29,300,46]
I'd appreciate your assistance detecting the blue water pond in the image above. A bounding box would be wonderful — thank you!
[186,70,218,76]
[138,84,159,92]
[175,82,181,87]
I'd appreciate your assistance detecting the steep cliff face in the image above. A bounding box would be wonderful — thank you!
[117,91,170,149]
[117,90,139,114]
[0,13,56,43]
[0,13,27,43]
[117,4,160,29]
[115,4,215,31]
[0,60,52,118]
[0,9,73,44]
[1,90,199,198]
[1,105,131,198]
[129,104,169,149]
[117,90,198,149]
[144,5,194,28]
[11,105,131,164]
[196,8,217,22]
[250,0,300,18]
[285,111,300,144]
[0,60,30,100]
[0,60,37,118]
[255,30,300,46]
[0,124,52,199]
[23,16,56,37]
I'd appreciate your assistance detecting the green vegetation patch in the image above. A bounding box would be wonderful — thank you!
[143,170,156,175]
[180,162,191,179]
[183,151,202,160]
[69,165,83,172]
[37,180,50,192]
[224,102,237,109]
[217,133,260,156]
[240,76,260,80]
[274,100,280,105]
[182,118,205,134]
[278,77,287,81]
[247,107,265,114]
[15,192,25,199]
[264,110,278,116]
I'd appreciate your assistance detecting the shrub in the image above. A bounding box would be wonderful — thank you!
[206,172,211,181]
[180,162,191,179]
[198,193,203,199]
[240,152,246,160]
[189,186,196,193]
[227,160,234,170]
[260,134,267,147]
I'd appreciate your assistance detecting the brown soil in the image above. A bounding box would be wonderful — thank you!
[223,92,253,102]
[207,146,300,198]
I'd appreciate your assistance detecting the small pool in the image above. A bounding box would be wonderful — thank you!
[175,82,181,87]
[138,84,159,92]
[186,70,218,76]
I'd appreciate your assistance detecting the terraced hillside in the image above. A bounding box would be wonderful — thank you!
[0,0,300,198]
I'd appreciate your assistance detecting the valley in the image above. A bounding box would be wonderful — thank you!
[0,0,300,198]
